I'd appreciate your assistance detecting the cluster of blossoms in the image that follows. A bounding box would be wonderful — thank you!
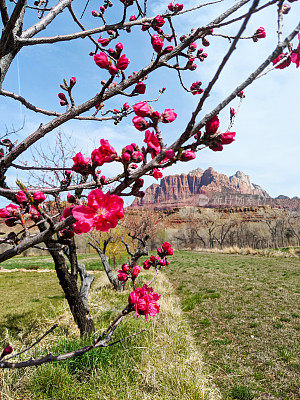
[132,101,177,132]
[123,242,173,320]
[94,43,130,76]
[0,190,45,227]
[272,33,300,69]
[117,263,141,283]
[128,285,161,320]
[167,2,184,12]
[62,189,124,235]
[192,115,236,152]
[143,242,174,270]
[72,139,117,176]
[190,81,203,95]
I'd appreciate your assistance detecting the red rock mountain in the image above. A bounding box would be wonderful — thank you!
[131,168,299,210]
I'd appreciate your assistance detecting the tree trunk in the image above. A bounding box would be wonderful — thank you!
[45,237,95,336]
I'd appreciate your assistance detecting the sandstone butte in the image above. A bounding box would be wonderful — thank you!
[130,167,300,211]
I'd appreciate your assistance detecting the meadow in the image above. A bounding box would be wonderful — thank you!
[0,251,299,399]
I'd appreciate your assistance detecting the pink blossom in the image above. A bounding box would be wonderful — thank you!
[162,242,174,255]
[153,15,165,27]
[152,168,163,180]
[190,81,203,95]
[15,191,27,203]
[131,151,144,163]
[205,115,219,134]
[117,270,128,282]
[131,265,141,278]
[123,102,129,111]
[291,33,300,68]
[128,285,161,320]
[133,101,152,117]
[220,132,236,145]
[161,109,177,123]
[134,82,146,94]
[129,15,136,21]
[272,53,291,69]
[0,203,20,218]
[33,191,46,204]
[72,189,124,233]
[2,346,13,356]
[108,64,118,75]
[61,206,92,235]
[151,35,164,53]
[180,150,196,161]
[116,54,130,70]
[98,37,110,46]
[144,130,161,156]
[29,206,40,220]
[92,10,99,17]
[230,107,235,117]
[133,116,149,131]
[67,193,76,203]
[72,152,91,175]
[143,259,151,270]
[165,149,175,159]
[91,139,118,166]
[122,263,130,272]
[189,42,197,52]
[115,42,123,51]
[210,143,223,152]
[58,93,67,101]
[94,53,109,69]
[122,152,131,163]
[254,27,266,41]
[164,45,173,53]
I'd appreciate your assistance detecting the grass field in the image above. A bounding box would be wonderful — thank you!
[0,251,299,399]
[0,253,129,271]
[167,252,300,400]
[0,267,218,400]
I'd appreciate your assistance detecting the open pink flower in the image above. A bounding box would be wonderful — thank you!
[72,152,91,175]
[144,130,161,156]
[291,33,300,68]
[91,139,118,166]
[128,284,161,320]
[0,203,20,218]
[72,189,124,233]
[161,109,177,123]
[133,102,152,117]
[272,53,291,69]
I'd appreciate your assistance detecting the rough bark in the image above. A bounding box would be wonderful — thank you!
[45,237,95,336]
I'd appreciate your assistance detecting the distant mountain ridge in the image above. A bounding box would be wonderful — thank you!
[131,167,300,211]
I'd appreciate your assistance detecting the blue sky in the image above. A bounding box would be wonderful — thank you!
[1,0,299,206]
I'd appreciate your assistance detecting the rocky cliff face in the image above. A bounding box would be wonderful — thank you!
[131,168,299,211]
[132,167,269,208]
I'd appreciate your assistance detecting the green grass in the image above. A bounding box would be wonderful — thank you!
[166,251,300,400]
[0,253,130,271]
[0,269,219,400]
